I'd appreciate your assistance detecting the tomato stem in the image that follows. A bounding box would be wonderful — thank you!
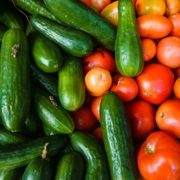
[145,143,156,154]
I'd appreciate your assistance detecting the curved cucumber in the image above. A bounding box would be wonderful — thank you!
[0,168,23,180]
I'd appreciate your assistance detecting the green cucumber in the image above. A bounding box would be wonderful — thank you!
[115,0,144,77]
[30,63,58,98]
[0,28,30,132]
[44,0,116,51]
[31,32,63,73]
[34,88,74,134]
[30,15,94,57]
[58,56,86,111]
[43,124,58,136]
[0,134,67,171]
[100,91,137,180]
[22,158,53,180]
[69,131,110,180]
[0,168,23,180]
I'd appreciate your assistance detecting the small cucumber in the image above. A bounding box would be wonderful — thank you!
[30,15,94,57]
[100,91,137,180]
[31,32,63,73]
[0,28,30,132]
[58,56,86,111]
[0,168,23,180]
[69,131,110,180]
[34,88,75,134]
[55,151,85,180]
[0,134,67,171]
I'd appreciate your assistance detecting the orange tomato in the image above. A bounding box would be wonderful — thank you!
[111,74,138,102]
[138,131,180,180]
[85,67,112,96]
[156,99,180,138]
[141,38,156,61]
[156,36,180,69]
[174,77,180,99]
[137,15,173,39]
[136,0,166,16]
[165,0,180,16]
[169,13,180,37]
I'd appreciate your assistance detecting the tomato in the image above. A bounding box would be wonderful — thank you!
[174,77,180,99]
[135,0,166,16]
[136,63,174,105]
[169,13,180,38]
[156,99,180,138]
[137,131,180,180]
[156,36,180,69]
[174,67,180,78]
[91,126,103,142]
[111,74,138,102]
[125,100,156,141]
[90,96,102,121]
[83,48,115,74]
[71,106,97,131]
[137,15,173,39]
[165,0,180,16]
[141,38,156,62]
[85,67,112,96]
[101,1,118,26]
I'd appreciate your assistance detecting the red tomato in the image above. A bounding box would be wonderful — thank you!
[71,106,97,131]
[137,15,173,39]
[83,48,115,74]
[156,99,180,138]
[137,131,180,180]
[169,13,180,37]
[165,0,180,16]
[174,67,180,78]
[174,77,180,99]
[91,126,103,142]
[136,63,174,105]
[85,67,112,96]
[125,100,156,141]
[111,74,138,102]
[156,36,180,69]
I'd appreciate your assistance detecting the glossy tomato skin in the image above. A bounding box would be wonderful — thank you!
[169,13,180,37]
[137,15,173,39]
[136,63,174,105]
[138,131,180,180]
[156,99,180,138]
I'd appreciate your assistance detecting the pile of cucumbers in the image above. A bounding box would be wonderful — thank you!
[0,0,143,179]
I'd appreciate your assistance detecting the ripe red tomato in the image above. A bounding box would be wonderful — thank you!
[125,99,156,141]
[71,106,97,131]
[137,131,180,180]
[136,63,174,105]
[91,126,103,142]
[156,99,180,138]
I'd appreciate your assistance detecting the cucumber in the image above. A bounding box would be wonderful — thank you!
[0,24,7,42]
[55,151,85,180]
[30,15,94,57]
[43,124,58,136]
[69,131,110,180]
[34,88,74,134]
[0,168,23,180]
[0,28,30,132]
[0,134,67,171]
[115,0,144,77]
[22,158,53,180]
[30,63,58,98]
[31,32,63,73]
[0,127,27,145]
[58,56,86,111]
[100,91,137,180]
[44,0,116,51]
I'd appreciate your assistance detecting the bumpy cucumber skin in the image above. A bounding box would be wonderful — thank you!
[100,91,138,180]
[115,0,144,77]
[0,28,30,132]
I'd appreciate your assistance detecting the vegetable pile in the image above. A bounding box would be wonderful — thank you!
[0,0,179,179]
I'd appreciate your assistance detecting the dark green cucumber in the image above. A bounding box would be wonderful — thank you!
[30,15,94,57]
[0,28,30,132]
[100,91,137,180]
[115,0,144,77]
[69,131,110,180]
[55,151,85,180]
[30,63,58,98]
[44,0,116,51]
[43,124,58,136]
[0,134,67,171]
[0,168,23,180]
[22,158,53,180]
[31,32,63,73]
[0,24,7,42]
[0,127,27,145]
[34,88,74,134]
[58,56,86,111]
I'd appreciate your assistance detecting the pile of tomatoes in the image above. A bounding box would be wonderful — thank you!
[72,0,180,179]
